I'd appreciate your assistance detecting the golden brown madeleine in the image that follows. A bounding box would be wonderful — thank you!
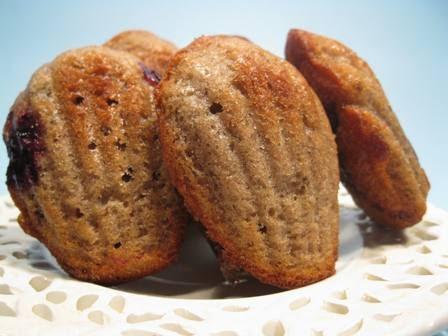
[286,29,430,229]
[106,30,246,280]
[157,36,339,289]
[104,30,177,76]
[3,46,188,284]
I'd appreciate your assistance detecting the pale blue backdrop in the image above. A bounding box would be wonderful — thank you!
[0,1,447,334]
[0,0,446,210]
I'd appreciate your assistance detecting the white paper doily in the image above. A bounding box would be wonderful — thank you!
[0,189,447,336]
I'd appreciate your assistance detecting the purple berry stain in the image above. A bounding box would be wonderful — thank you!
[4,104,44,190]
[140,63,161,87]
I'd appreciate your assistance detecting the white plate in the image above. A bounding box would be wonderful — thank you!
[0,189,447,335]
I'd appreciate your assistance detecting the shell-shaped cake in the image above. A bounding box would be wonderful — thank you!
[3,46,188,284]
[106,31,248,281]
[157,36,339,288]
[285,29,430,229]
[105,30,177,76]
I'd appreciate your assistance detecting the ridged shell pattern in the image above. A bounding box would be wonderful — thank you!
[158,36,339,288]
[3,47,187,283]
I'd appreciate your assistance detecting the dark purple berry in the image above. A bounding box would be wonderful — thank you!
[4,105,45,190]
[139,63,161,87]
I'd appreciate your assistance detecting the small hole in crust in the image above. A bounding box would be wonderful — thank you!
[88,142,97,150]
[0,302,16,317]
[122,172,133,182]
[115,139,127,151]
[73,95,84,105]
[262,320,285,336]
[32,304,53,321]
[101,126,112,136]
[127,312,163,323]
[209,102,223,114]
[174,308,204,321]
[257,223,267,234]
[29,276,51,292]
[152,171,160,181]
[122,167,134,182]
[160,323,193,336]
[114,242,122,249]
[75,208,84,218]
[76,294,98,311]
[35,209,45,219]
[107,98,119,107]
[321,301,349,315]
[229,141,236,151]
[109,296,125,313]
[46,291,67,304]
[337,319,363,336]
[289,297,310,310]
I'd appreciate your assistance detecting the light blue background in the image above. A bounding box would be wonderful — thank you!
[0,0,447,210]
